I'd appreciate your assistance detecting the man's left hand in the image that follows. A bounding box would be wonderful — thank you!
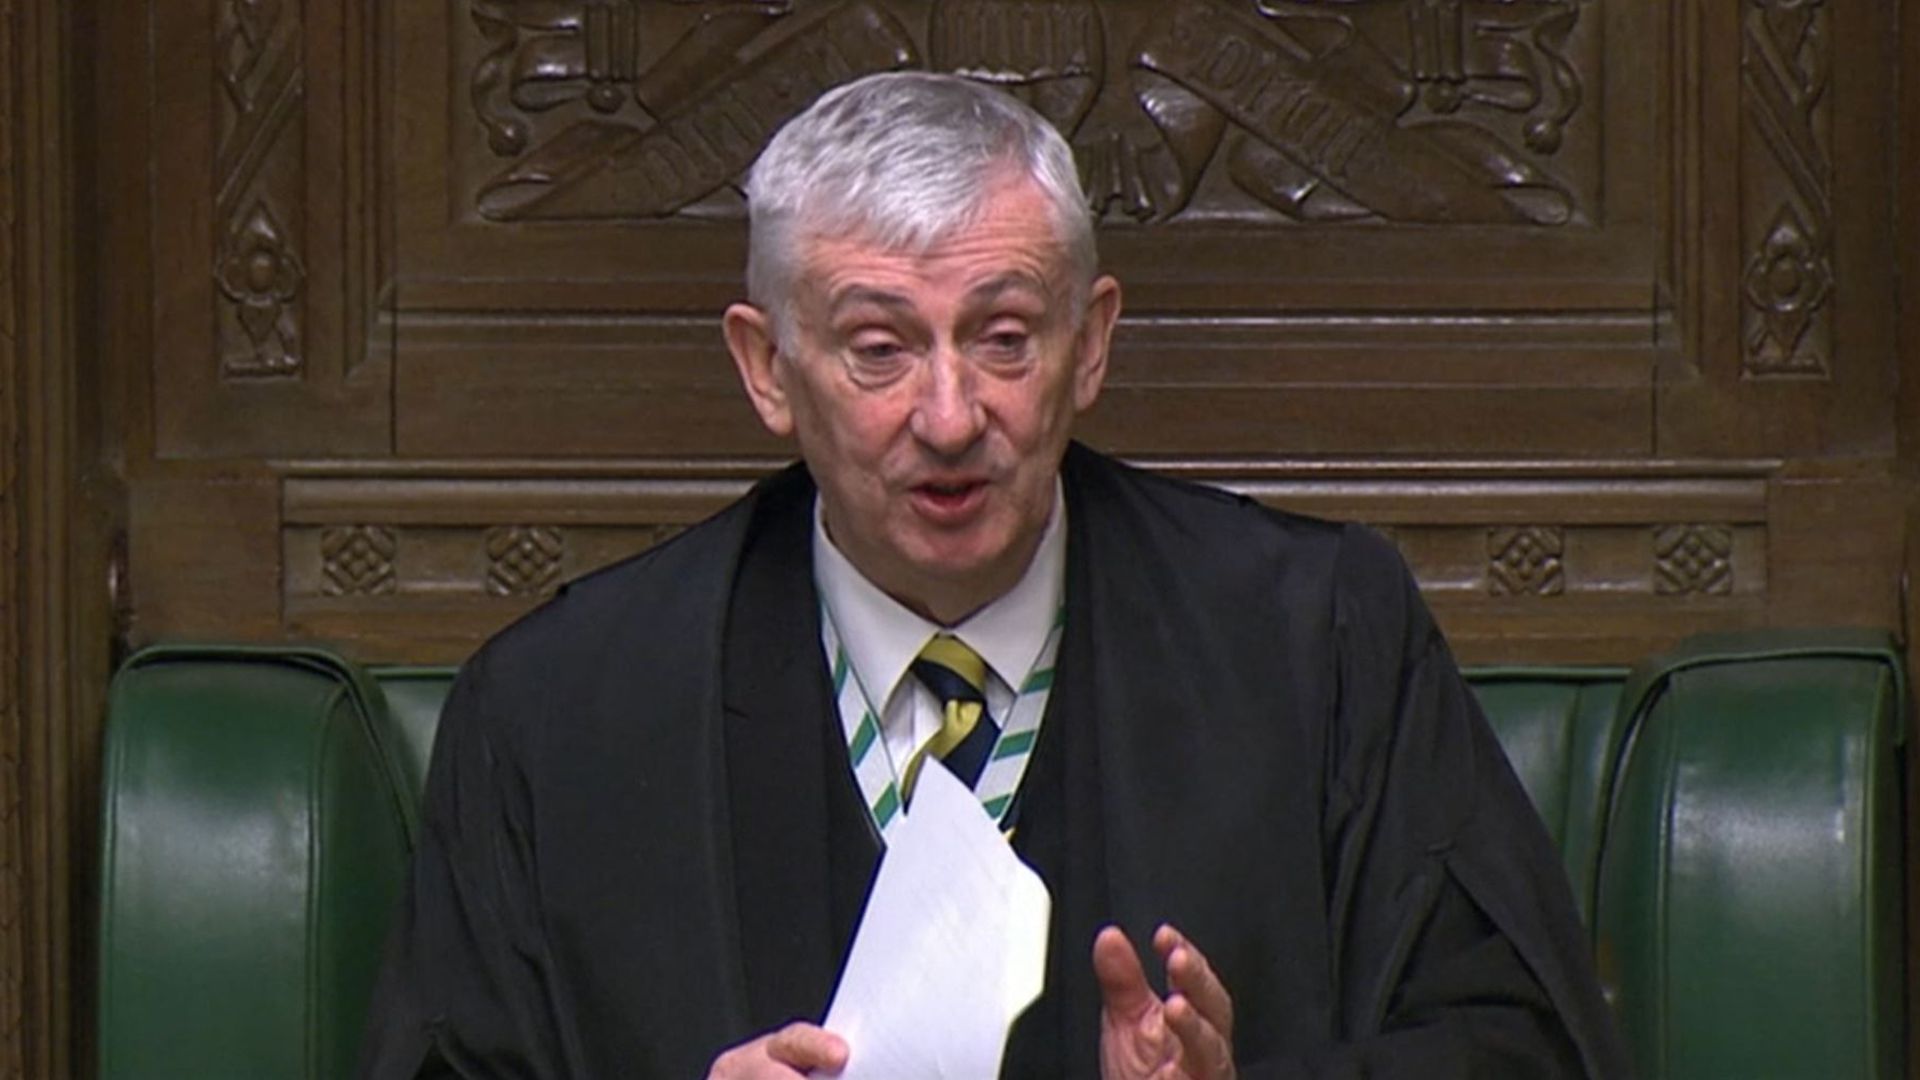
[1093,923,1236,1080]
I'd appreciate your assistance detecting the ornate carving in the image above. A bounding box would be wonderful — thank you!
[1653,525,1733,596]
[1137,2,1578,225]
[1740,0,1830,376]
[215,200,304,376]
[472,2,916,219]
[485,526,566,596]
[320,526,397,596]
[461,0,1594,225]
[1487,526,1564,596]
[215,0,305,378]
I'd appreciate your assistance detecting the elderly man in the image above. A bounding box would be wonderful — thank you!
[361,72,1626,1079]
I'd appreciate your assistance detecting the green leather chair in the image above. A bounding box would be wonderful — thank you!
[95,630,1907,1078]
[97,647,418,1079]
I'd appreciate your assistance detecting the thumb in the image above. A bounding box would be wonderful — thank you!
[1092,924,1160,1022]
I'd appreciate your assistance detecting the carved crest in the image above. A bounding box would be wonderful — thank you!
[462,0,1594,226]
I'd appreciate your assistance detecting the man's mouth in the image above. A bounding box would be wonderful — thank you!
[911,479,988,516]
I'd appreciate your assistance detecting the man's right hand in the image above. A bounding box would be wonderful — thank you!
[706,1022,848,1079]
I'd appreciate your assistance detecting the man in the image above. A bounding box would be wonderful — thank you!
[361,72,1627,1079]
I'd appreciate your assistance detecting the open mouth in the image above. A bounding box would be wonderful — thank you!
[912,480,987,516]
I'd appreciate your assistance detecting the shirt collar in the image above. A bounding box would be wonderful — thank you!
[813,480,1066,706]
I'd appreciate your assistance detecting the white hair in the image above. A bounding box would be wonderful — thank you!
[744,71,1096,341]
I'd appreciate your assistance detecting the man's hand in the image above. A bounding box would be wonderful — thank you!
[1094,924,1236,1080]
[706,1022,848,1079]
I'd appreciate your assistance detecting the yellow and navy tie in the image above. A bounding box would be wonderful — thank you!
[903,633,999,798]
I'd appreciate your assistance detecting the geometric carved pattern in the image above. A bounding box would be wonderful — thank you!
[1740,0,1831,376]
[1653,525,1734,596]
[214,0,305,378]
[465,0,1594,226]
[1487,526,1565,596]
[214,199,304,376]
[484,525,565,597]
[320,526,397,596]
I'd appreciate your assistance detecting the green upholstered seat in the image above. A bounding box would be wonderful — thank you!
[368,666,457,809]
[1595,630,1905,1080]
[97,647,417,1080]
[1464,670,1627,925]
[95,632,1907,1078]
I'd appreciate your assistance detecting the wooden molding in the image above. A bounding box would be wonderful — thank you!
[1,0,85,1074]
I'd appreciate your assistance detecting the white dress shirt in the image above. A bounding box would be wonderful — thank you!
[813,483,1066,782]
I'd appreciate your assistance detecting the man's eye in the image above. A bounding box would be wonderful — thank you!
[976,331,1032,366]
[845,342,912,384]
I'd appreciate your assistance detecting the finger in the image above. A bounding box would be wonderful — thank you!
[766,1022,849,1073]
[1156,925,1234,1040]
[1092,924,1160,1023]
[1165,993,1235,1079]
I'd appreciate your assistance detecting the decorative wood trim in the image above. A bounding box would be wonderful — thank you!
[214,0,306,378]
[152,0,390,458]
[1738,0,1831,378]
[272,458,1789,664]
[2,0,79,1073]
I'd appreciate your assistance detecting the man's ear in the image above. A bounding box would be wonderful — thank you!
[723,302,794,438]
[1071,274,1122,413]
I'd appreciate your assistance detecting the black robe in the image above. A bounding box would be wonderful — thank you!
[360,444,1630,1079]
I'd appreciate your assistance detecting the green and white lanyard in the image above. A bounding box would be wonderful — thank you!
[822,602,1063,844]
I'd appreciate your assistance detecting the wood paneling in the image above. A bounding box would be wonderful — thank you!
[1656,0,1900,458]
[236,455,1899,669]
[110,0,1911,666]
[384,0,1663,461]
[149,0,389,458]
[2,1,99,1074]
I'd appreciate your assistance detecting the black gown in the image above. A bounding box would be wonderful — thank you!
[359,443,1630,1079]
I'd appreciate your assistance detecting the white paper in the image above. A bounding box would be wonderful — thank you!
[814,762,1052,1079]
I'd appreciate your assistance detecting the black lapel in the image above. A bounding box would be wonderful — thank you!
[721,469,882,1031]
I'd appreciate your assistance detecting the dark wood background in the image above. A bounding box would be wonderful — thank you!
[3,0,1916,1074]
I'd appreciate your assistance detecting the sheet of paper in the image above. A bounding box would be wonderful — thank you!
[814,761,1052,1079]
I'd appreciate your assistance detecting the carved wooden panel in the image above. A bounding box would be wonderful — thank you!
[1657,0,1898,457]
[393,0,1659,460]
[150,0,389,458]
[241,458,1910,668]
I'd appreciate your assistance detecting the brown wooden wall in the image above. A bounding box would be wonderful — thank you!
[1,0,1915,1073]
[118,0,1918,667]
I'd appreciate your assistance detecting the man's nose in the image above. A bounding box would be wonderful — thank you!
[908,346,986,453]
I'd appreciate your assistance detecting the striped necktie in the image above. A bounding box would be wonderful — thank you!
[903,633,999,798]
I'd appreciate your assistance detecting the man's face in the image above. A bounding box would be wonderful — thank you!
[726,178,1121,623]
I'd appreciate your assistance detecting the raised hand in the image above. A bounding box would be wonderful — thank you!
[1094,923,1236,1080]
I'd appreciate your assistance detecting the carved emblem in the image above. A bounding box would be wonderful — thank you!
[485,526,566,596]
[1487,526,1564,596]
[1740,0,1829,377]
[1653,525,1733,596]
[215,199,305,376]
[1742,204,1830,373]
[320,526,397,596]
[461,0,1593,226]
